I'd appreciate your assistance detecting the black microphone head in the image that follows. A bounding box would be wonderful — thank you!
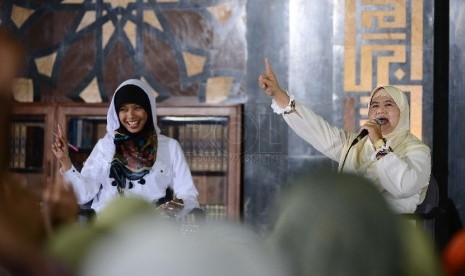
[349,119,380,148]
[350,129,368,147]
[359,128,369,138]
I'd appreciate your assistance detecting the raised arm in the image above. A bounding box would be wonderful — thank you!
[258,58,348,161]
[52,123,106,204]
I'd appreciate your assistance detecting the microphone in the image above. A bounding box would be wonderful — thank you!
[350,129,368,147]
[350,119,381,147]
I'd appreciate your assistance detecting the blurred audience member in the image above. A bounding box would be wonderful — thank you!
[0,27,23,94]
[82,215,287,276]
[0,27,75,275]
[47,196,156,272]
[48,196,288,276]
[267,170,442,276]
[42,180,80,236]
[442,228,465,276]
[0,27,22,172]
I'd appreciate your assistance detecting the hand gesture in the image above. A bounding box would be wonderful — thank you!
[51,124,72,171]
[360,119,383,144]
[258,58,290,108]
[258,58,284,97]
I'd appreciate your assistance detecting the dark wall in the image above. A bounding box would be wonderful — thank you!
[244,0,290,234]
[449,1,465,227]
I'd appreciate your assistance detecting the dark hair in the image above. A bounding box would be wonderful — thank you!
[114,84,152,119]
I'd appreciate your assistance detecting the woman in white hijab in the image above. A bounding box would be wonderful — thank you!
[51,79,199,216]
[258,59,431,214]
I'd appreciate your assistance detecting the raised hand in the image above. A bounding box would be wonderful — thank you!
[258,58,282,96]
[51,124,72,171]
[258,58,289,108]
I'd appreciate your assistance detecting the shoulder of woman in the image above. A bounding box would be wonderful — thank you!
[405,133,429,147]
[90,133,115,156]
[398,133,431,155]
[157,134,179,147]
[97,133,113,147]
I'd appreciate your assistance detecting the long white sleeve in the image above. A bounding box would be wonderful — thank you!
[61,136,112,204]
[282,101,348,162]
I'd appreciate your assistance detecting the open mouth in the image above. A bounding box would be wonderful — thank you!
[376,118,389,125]
[127,120,140,127]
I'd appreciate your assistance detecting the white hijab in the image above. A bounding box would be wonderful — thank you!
[106,79,160,137]
[374,85,410,142]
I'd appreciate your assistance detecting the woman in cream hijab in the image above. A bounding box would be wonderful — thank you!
[258,59,431,214]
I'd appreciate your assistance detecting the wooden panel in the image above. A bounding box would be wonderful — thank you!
[51,103,243,220]
[10,103,56,193]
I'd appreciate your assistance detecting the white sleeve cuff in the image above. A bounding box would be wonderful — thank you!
[271,91,295,114]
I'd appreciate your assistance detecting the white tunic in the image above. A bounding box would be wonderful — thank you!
[63,134,198,212]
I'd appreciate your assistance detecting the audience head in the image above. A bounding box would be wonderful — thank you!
[47,196,157,272]
[80,220,287,276]
[49,196,287,276]
[267,170,404,276]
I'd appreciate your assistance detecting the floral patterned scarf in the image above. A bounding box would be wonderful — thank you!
[109,125,157,195]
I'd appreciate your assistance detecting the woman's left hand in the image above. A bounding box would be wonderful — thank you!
[51,124,73,171]
[361,119,383,144]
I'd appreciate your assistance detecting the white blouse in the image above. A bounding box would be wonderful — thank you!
[281,101,431,213]
[62,134,199,213]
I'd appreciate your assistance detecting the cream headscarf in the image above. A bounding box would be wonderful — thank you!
[338,85,416,177]
[374,85,410,142]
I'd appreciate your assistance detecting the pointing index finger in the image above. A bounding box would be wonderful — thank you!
[57,123,64,139]
[264,58,275,80]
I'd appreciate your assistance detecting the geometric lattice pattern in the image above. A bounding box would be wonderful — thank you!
[0,0,247,104]
[343,0,425,139]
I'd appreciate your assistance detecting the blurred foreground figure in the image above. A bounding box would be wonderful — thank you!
[0,28,22,94]
[49,196,288,276]
[267,171,442,276]
[0,28,75,275]
[442,228,465,276]
[0,27,22,171]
